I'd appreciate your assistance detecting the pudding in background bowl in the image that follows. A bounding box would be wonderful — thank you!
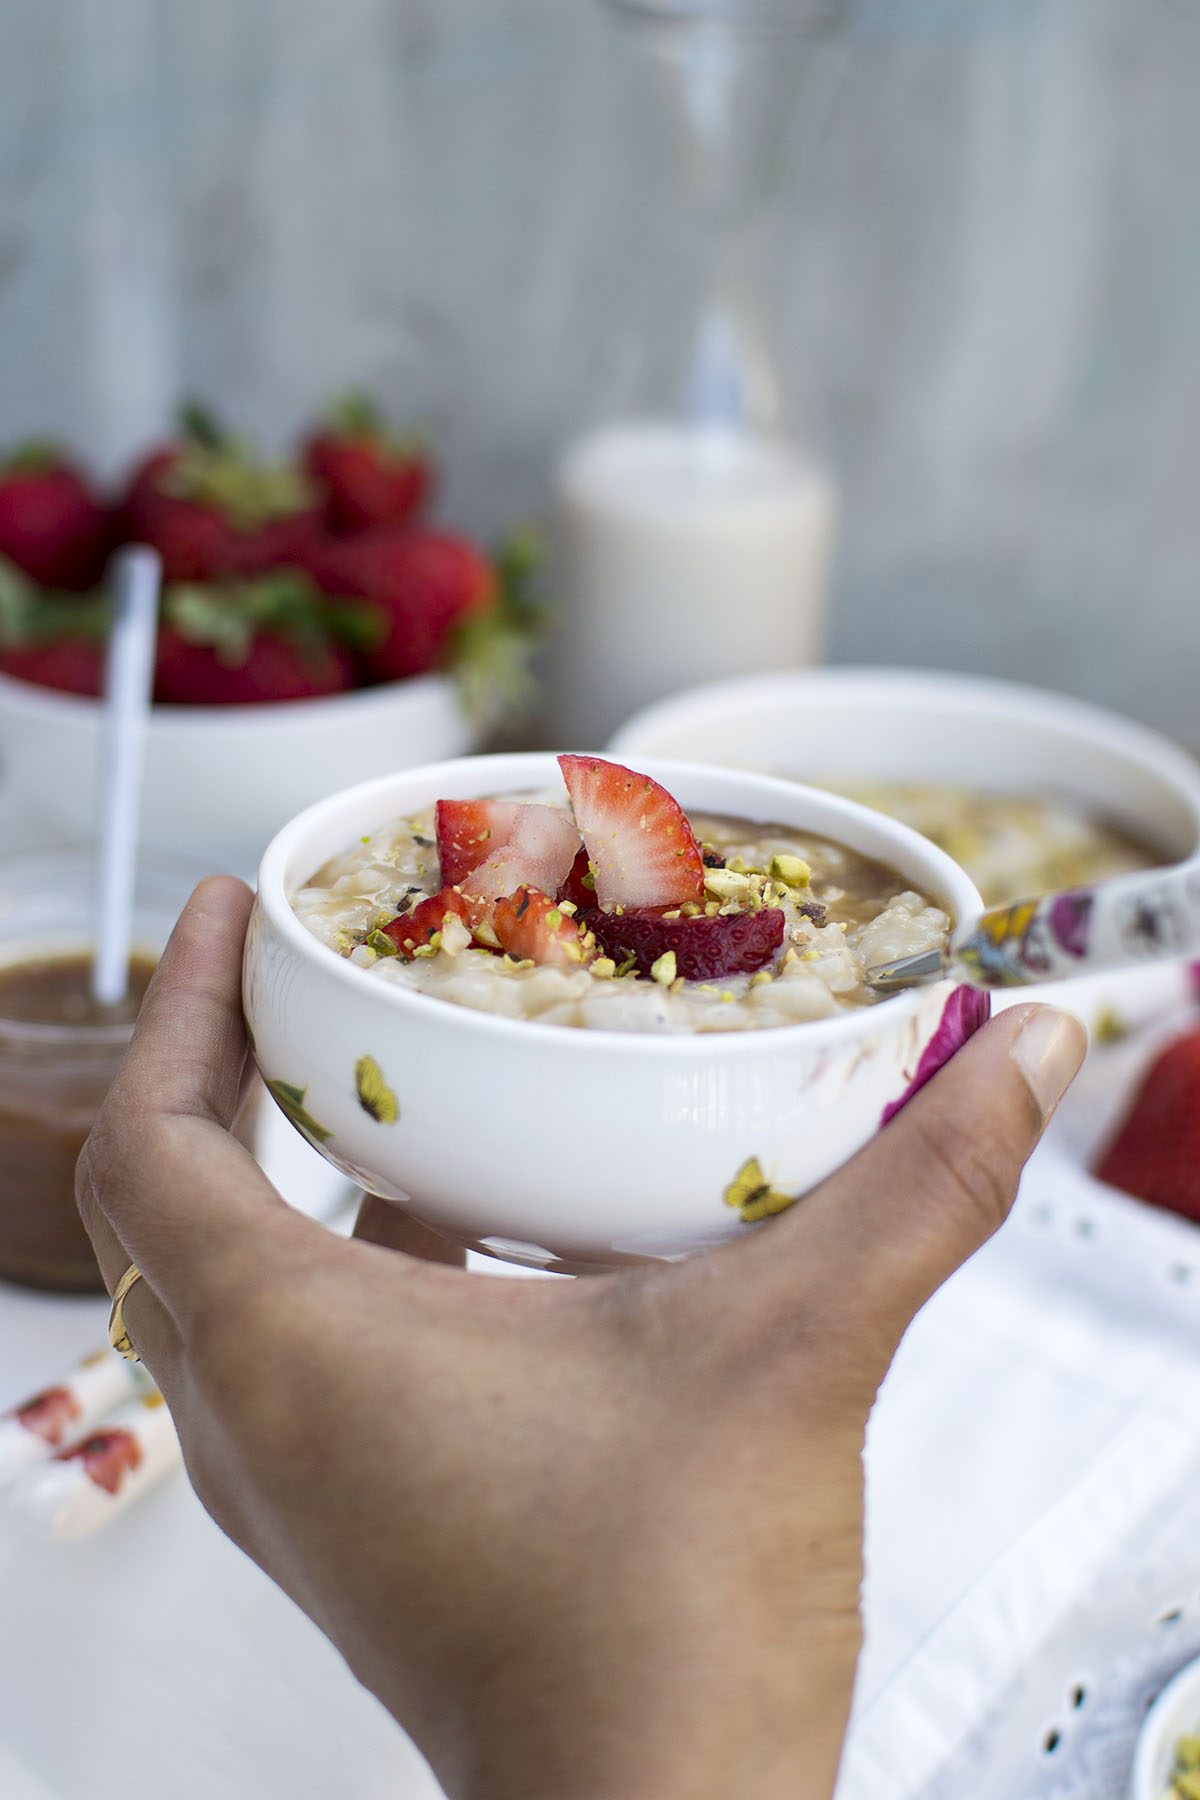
[609,667,1200,1038]
[0,668,479,878]
[243,752,984,1272]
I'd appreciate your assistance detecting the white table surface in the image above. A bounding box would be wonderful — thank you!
[1,794,1199,1800]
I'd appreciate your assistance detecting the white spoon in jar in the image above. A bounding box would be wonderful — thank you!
[90,545,162,1008]
[869,856,1200,992]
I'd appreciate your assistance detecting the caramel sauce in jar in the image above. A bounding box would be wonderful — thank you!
[0,953,156,1292]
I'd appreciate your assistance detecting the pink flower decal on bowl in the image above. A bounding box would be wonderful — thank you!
[1049,889,1092,959]
[880,986,991,1127]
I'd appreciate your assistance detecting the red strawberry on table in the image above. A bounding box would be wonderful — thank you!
[309,527,496,682]
[1092,1027,1200,1223]
[557,755,707,909]
[492,886,595,970]
[121,411,323,583]
[580,905,786,981]
[302,393,433,533]
[0,445,113,590]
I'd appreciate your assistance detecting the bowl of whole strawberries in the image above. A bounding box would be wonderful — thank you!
[0,400,541,874]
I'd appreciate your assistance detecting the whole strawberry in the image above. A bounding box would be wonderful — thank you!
[153,573,359,706]
[0,564,109,695]
[1092,1026,1200,1223]
[0,445,113,591]
[0,635,107,697]
[302,394,433,534]
[309,527,495,682]
[122,409,323,584]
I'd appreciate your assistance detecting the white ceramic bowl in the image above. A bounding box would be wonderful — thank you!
[610,667,1200,1034]
[243,751,985,1272]
[0,670,479,878]
[1128,1650,1200,1799]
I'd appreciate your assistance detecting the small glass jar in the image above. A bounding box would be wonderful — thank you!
[0,846,208,1292]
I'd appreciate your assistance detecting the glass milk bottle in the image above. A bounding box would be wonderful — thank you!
[543,0,842,750]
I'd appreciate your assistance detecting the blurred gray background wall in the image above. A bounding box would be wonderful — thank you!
[1,0,1196,741]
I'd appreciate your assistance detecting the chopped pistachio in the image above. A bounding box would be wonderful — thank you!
[366,930,399,956]
[703,868,752,902]
[769,853,811,887]
[615,954,638,978]
[590,957,616,979]
[412,943,437,958]
[558,898,578,916]
[650,950,677,985]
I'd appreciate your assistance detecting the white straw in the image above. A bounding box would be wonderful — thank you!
[91,545,162,1006]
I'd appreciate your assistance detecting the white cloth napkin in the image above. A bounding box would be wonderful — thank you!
[840,1137,1200,1800]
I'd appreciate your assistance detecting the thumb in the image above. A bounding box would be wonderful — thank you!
[735,1002,1087,1373]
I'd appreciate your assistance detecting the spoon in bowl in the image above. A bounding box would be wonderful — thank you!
[869,856,1200,992]
[90,545,162,1008]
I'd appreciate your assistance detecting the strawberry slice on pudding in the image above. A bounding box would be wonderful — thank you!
[435,797,581,901]
[557,755,706,909]
[492,886,595,970]
[580,906,785,981]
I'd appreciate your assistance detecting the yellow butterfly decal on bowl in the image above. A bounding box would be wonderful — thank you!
[355,1054,399,1125]
[724,1156,796,1224]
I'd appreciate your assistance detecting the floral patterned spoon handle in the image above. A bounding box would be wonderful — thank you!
[868,858,1200,991]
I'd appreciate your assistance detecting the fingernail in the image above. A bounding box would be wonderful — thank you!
[1010,1007,1087,1122]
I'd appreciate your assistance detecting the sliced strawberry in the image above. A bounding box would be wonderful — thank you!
[436,799,521,885]
[381,885,481,958]
[580,906,785,981]
[1093,1027,1200,1223]
[558,845,595,909]
[459,804,581,902]
[557,755,706,909]
[492,885,594,970]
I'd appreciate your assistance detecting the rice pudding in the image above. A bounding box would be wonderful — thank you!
[291,756,950,1035]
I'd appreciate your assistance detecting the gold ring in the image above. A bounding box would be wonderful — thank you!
[108,1263,144,1362]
